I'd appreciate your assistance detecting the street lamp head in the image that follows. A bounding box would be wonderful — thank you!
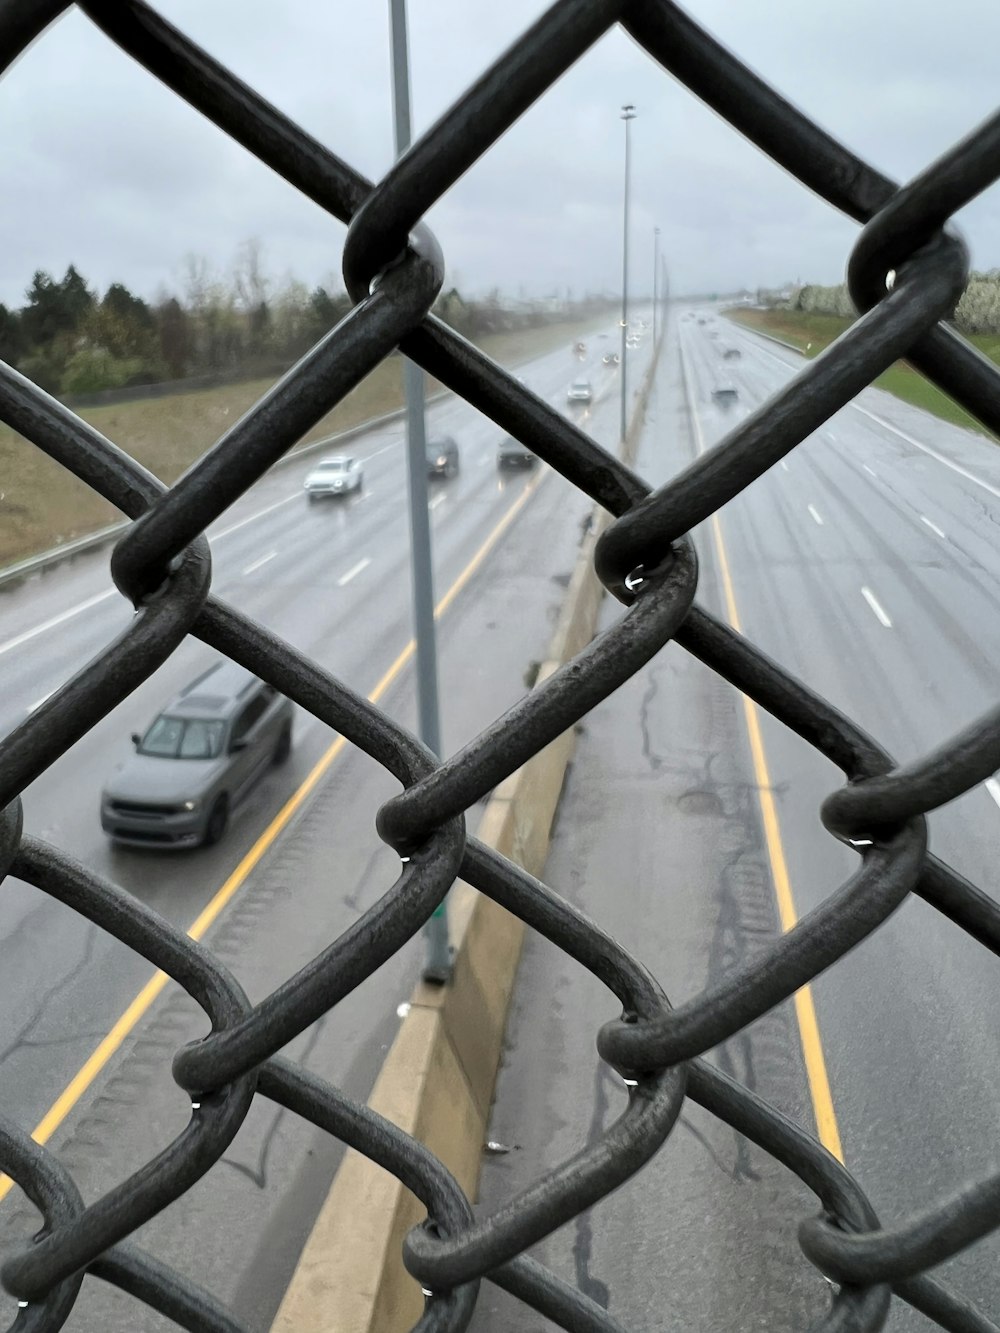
[621,104,636,120]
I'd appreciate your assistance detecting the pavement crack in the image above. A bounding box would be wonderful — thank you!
[0,921,101,1070]
[571,1062,615,1311]
[638,666,665,772]
[220,1019,327,1189]
[676,1113,749,1182]
[0,896,52,957]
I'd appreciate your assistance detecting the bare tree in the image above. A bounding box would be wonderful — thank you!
[231,237,269,313]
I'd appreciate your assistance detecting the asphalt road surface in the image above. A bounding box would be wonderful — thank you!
[473,309,1000,1330]
[0,317,653,1330]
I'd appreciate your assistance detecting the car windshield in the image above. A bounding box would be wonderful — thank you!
[318,459,350,472]
[572,380,589,390]
[139,715,226,759]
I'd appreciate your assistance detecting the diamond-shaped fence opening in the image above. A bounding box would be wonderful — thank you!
[1,1,1000,1329]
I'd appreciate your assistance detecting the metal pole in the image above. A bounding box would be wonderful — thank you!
[389,0,451,983]
[652,226,660,346]
[619,105,636,446]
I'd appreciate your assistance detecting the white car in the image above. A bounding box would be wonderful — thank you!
[567,378,592,403]
[304,455,364,500]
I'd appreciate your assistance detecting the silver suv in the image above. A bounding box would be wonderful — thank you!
[100,660,293,848]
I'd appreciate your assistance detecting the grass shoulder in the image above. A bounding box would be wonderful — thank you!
[727,307,995,441]
[0,312,607,569]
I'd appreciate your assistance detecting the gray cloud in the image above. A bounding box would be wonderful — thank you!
[1,0,997,308]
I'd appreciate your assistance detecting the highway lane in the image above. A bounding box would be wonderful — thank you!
[679,312,1000,1325]
[0,318,650,1174]
[472,308,1000,1332]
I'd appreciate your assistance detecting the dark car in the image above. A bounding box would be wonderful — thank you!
[100,659,293,849]
[712,386,739,407]
[497,435,536,469]
[722,346,742,360]
[426,435,459,478]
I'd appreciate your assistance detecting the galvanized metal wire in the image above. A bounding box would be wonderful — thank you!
[1,1,1000,1329]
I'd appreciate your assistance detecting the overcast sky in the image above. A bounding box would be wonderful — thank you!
[2,0,999,308]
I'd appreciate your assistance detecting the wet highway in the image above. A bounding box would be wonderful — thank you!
[473,308,1000,1331]
[0,318,652,1329]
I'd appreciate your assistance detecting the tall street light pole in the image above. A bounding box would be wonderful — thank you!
[619,104,636,447]
[389,0,450,983]
[652,225,661,346]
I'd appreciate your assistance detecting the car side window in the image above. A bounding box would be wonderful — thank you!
[231,691,269,746]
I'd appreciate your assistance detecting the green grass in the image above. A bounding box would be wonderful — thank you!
[726,307,995,439]
[0,312,608,569]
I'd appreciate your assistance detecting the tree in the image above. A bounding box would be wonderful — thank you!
[20,265,94,350]
[304,286,351,346]
[156,297,192,378]
[247,299,271,356]
[180,253,243,370]
[0,304,24,366]
[60,264,94,327]
[83,282,156,363]
[103,281,152,330]
[62,346,147,395]
[21,270,64,347]
[231,238,269,313]
[269,276,313,361]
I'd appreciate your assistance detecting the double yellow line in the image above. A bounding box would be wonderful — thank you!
[0,467,546,1204]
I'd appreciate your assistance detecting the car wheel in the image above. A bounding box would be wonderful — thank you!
[204,795,229,846]
[273,722,292,766]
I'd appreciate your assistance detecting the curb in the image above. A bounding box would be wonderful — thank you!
[270,335,662,1333]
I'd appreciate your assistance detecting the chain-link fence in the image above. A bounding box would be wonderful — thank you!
[2,1,1000,1329]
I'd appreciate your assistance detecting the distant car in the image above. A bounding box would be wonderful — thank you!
[426,436,459,478]
[722,346,742,361]
[697,317,707,325]
[574,341,587,359]
[567,377,593,403]
[626,335,639,348]
[602,352,619,366]
[712,386,739,407]
[304,455,363,499]
[100,660,293,849]
[497,435,536,469]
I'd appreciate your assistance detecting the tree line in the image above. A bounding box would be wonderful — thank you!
[759,273,1000,334]
[0,241,608,399]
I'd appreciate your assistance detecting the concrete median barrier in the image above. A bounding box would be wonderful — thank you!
[270,334,661,1333]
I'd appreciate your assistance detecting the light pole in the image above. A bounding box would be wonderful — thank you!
[619,104,636,446]
[389,0,450,983]
[652,225,660,346]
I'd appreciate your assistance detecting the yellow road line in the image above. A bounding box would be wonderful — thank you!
[678,333,844,1161]
[0,467,547,1203]
[709,512,844,1161]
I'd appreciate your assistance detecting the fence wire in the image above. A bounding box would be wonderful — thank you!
[1,1,1000,1330]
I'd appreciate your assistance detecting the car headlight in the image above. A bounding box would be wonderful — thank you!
[181,800,197,812]
[436,456,447,466]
